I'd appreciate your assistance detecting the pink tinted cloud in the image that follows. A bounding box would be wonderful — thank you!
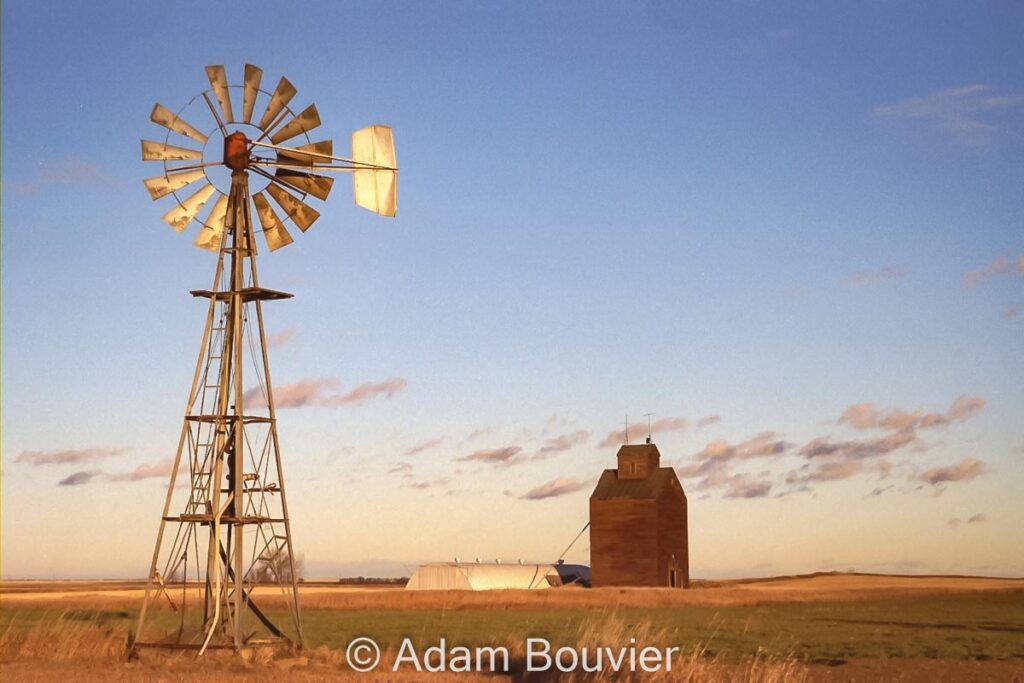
[787,459,865,484]
[17,447,125,466]
[539,430,590,453]
[842,264,907,288]
[799,430,916,461]
[58,470,103,486]
[330,378,407,405]
[7,158,114,195]
[919,458,986,485]
[694,432,791,463]
[839,395,984,432]
[600,417,687,448]
[964,256,1010,288]
[243,377,407,409]
[722,473,773,499]
[455,446,522,464]
[520,477,588,500]
[404,437,446,457]
[265,329,295,348]
[108,458,175,482]
[675,433,790,494]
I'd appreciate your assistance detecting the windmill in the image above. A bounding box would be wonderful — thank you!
[130,64,397,655]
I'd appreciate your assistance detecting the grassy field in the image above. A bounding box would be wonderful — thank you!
[2,574,1023,681]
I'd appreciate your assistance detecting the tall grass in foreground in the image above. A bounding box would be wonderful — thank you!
[0,609,130,662]
[0,609,810,681]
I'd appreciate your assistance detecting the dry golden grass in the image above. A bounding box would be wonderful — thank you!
[3,579,1023,681]
[4,573,1020,612]
[0,608,814,681]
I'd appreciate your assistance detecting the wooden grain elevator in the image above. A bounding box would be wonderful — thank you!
[589,442,689,587]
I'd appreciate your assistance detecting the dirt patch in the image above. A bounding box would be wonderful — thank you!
[806,658,1024,682]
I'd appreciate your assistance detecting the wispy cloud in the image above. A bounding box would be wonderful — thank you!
[842,264,908,288]
[799,430,916,461]
[675,432,790,492]
[965,256,1012,288]
[920,458,986,485]
[967,513,987,523]
[694,432,791,464]
[401,476,451,490]
[108,458,174,482]
[838,395,984,432]
[721,473,773,499]
[520,477,588,500]
[265,329,295,348]
[696,415,721,429]
[872,84,1024,144]
[600,417,688,448]
[243,377,407,409]
[58,470,103,486]
[404,437,446,457]
[17,447,125,466]
[455,446,522,465]
[542,414,574,435]
[539,430,590,454]
[466,427,492,442]
[4,158,114,195]
[867,485,894,497]
[388,462,412,474]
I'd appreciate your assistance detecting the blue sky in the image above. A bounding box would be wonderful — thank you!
[2,2,1022,579]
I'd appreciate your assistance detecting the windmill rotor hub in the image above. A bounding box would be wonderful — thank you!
[223,131,250,171]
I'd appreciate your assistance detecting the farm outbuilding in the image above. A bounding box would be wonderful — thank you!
[589,442,689,588]
[405,562,590,591]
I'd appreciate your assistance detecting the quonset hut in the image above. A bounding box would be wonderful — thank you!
[589,442,689,587]
[405,562,590,590]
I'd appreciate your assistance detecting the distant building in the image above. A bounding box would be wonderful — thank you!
[589,442,689,587]
[405,562,590,590]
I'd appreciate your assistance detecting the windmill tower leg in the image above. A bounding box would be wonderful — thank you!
[132,171,303,655]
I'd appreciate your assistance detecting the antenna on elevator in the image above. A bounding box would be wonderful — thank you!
[623,413,629,445]
[644,412,655,444]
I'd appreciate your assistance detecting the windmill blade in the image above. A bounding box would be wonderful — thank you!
[352,125,398,217]
[269,104,321,145]
[205,65,235,123]
[276,140,333,166]
[253,192,295,251]
[142,140,203,161]
[193,194,230,251]
[242,64,263,124]
[274,168,333,201]
[265,182,320,232]
[162,184,217,232]
[143,168,206,200]
[150,104,208,144]
[257,76,297,131]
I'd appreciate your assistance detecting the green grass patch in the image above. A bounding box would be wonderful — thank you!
[3,591,1022,663]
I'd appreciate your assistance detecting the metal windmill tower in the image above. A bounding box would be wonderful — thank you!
[130,64,397,655]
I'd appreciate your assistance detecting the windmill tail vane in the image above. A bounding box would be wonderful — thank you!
[131,64,397,656]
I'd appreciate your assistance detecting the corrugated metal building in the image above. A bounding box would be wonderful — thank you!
[405,562,590,591]
[589,442,689,587]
